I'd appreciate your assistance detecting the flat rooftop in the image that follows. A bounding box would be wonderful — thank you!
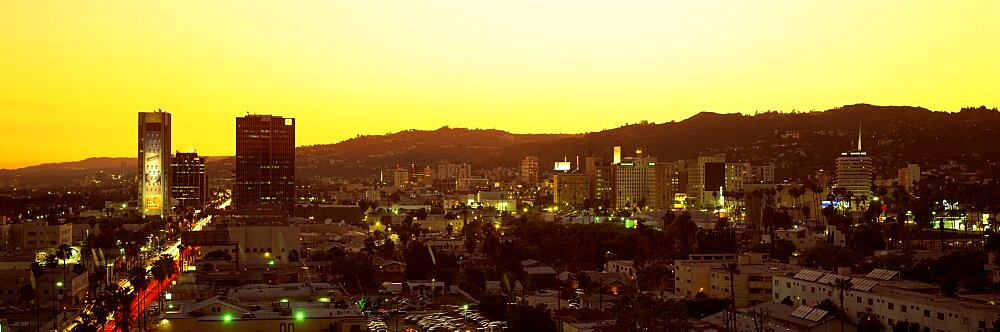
[162,300,365,321]
[869,285,999,313]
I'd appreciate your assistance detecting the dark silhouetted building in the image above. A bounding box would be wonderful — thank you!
[686,154,725,209]
[139,110,171,217]
[234,114,295,213]
[704,162,726,192]
[171,151,208,209]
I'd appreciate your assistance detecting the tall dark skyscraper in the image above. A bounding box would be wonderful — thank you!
[234,114,296,212]
[138,110,171,217]
[703,162,726,192]
[171,151,207,209]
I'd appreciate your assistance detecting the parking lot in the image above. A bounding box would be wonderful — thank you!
[368,305,507,332]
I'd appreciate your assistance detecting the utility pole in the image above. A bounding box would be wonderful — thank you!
[727,263,738,332]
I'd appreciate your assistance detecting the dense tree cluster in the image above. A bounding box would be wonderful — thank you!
[506,302,557,332]
[866,249,991,294]
[615,294,689,332]
[797,244,862,270]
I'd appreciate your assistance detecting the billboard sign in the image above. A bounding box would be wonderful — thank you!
[143,130,163,215]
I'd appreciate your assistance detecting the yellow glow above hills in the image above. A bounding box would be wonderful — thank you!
[1,0,998,168]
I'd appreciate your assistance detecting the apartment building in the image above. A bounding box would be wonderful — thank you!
[773,269,997,331]
[675,252,790,308]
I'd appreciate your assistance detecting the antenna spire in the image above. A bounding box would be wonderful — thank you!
[857,121,862,150]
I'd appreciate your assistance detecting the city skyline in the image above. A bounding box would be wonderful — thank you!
[0,103,990,171]
[2,0,999,168]
[3,2,1000,332]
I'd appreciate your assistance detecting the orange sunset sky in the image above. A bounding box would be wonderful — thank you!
[1,0,998,169]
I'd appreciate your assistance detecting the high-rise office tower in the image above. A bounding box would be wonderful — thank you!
[836,124,873,201]
[685,154,726,209]
[139,110,171,217]
[520,156,540,184]
[724,162,750,193]
[654,160,685,210]
[553,172,590,207]
[747,165,775,184]
[898,164,920,189]
[585,155,613,205]
[613,151,658,211]
[584,156,598,178]
[171,151,208,209]
[235,114,296,212]
[391,167,410,189]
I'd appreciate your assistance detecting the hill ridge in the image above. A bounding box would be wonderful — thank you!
[3,104,999,184]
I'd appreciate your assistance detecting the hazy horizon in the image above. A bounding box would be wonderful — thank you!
[4,103,993,170]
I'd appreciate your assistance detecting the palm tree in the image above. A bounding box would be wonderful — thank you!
[30,261,46,330]
[790,186,805,208]
[150,254,177,313]
[938,219,947,252]
[90,295,111,332]
[127,267,149,332]
[832,278,854,332]
[176,244,187,265]
[459,203,470,241]
[114,286,136,332]
[57,243,75,319]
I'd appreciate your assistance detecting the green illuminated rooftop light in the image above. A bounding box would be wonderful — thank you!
[280,298,289,303]
[268,260,276,266]
[294,311,305,320]
[56,281,64,287]
[222,313,233,322]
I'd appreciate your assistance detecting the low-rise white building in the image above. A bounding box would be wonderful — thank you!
[768,227,825,251]
[193,224,301,266]
[773,269,998,331]
[606,260,636,282]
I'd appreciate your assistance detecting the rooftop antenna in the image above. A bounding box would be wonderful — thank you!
[857,121,863,151]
